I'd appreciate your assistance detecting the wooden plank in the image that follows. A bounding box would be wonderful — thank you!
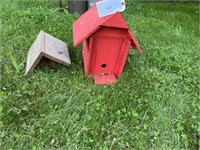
[73,5,116,47]
[25,31,45,74]
[44,32,71,66]
[82,39,90,75]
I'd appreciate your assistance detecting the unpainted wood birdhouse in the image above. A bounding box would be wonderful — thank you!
[25,30,71,74]
[73,5,142,85]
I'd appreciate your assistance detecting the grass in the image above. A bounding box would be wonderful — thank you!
[0,0,199,149]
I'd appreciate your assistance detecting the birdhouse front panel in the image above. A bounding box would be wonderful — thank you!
[89,37,123,75]
[87,27,131,77]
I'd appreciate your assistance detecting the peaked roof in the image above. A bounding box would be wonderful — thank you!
[25,31,71,74]
[73,5,128,46]
[73,4,142,53]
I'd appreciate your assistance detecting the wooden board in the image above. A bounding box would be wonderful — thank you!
[94,74,116,85]
[25,30,71,74]
[44,32,71,66]
[25,31,45,74]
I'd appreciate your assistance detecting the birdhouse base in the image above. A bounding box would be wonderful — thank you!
[94,74,116,85]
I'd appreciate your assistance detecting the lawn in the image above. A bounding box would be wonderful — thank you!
[0,0,199,149]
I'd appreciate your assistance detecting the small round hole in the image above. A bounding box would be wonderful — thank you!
[101,64,107,69]
[59,51,63,54]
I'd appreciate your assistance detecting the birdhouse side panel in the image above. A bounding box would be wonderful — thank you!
[115,40,131,77]
[82,39,92,75]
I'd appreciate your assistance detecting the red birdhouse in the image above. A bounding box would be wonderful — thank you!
[73,5,142,85]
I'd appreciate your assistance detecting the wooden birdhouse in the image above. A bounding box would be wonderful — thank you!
[25,30,71,74]
[73,5,142,84]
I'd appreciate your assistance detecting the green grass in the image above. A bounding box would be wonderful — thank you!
[0,0,199,149]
